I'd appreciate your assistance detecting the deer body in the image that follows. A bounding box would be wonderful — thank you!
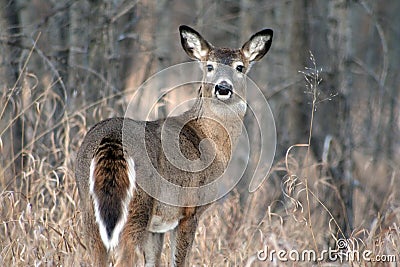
[75,25,272,266]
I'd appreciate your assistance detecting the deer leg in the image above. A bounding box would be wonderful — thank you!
[115,219,147,266]
[115,193,152,266]
[171,215,198,267]
[143,232,165,267]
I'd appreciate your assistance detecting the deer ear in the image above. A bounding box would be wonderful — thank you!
[179,25,211,61]
[241,29,273,62]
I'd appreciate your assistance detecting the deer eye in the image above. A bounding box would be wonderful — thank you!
[236,65,245,73]
[206,64,214,72]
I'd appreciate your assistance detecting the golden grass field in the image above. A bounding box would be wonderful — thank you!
[1,66,399,266]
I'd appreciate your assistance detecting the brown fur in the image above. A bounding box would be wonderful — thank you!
[75,25,273,266]
[93,138,130,239]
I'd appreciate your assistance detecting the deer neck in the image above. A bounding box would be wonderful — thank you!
[183,90,246,150]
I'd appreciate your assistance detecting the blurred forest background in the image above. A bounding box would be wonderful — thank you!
[1,0,399,265]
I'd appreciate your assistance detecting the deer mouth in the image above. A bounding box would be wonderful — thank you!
[215,81,233,100]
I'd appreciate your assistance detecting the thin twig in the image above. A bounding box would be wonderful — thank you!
[0,33,41,121]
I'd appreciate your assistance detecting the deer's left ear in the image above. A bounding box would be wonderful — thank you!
[241,29,273,62]
[179,25,212,61]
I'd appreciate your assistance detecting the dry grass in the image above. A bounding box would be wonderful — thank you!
[1,58,399,266]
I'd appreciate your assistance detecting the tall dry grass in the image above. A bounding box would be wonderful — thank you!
[1,54,399,266]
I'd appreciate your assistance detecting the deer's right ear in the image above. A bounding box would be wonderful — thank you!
[179,25,211,61]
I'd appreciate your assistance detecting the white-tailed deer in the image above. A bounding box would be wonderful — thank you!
[75,25,273,266]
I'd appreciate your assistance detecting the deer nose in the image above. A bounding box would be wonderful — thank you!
[215,81,233,100]
[215,81,233,95]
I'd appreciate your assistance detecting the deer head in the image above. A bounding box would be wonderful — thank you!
[179,25,273,117]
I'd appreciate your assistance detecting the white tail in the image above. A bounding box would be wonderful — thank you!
[75,25,273,266]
